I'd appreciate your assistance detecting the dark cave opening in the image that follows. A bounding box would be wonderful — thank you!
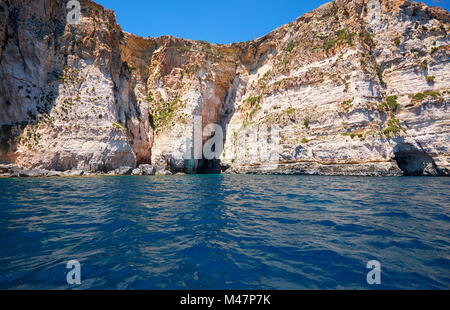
[394,144,439,176]
[196,159,222,174]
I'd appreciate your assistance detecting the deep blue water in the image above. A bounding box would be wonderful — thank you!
[0,175,449,290]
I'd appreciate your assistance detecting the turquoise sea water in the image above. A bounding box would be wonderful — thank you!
[0,175,449,289]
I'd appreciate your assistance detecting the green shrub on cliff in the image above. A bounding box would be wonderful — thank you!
[247,95,262,107]
[151,98,181,132]
[249,103,261,119]
[373,96,399,113]
[324,39,336,51]
[304,117,310,129]
[430,47,438,55]
[375,64,385,86]
[386,95,399,111]
[359,31,374,45]
[410,90,440,102]
[420,60,428,71]
[112,121,127,132]
[258,71,271,84]
[177,47,190,53]
[381,118,402,138]
[341,98,354,112]
[286,41,296,53]
[128,65,137,74]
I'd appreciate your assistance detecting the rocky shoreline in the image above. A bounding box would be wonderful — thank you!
[226,161,405,177]
[1,162,447,178]
[0,164,177,178]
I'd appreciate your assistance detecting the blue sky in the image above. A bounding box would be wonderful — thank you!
[95,0,449,44]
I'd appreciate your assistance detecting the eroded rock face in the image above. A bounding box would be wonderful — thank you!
[219,0,450,176]
[0,0,449,176]
[0,0,145,172]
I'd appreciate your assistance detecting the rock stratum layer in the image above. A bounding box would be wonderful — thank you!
[0,0,449,176]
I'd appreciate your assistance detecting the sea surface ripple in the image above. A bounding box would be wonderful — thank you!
[0,175,449,289]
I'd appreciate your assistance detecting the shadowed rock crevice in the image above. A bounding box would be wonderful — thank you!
[394,143,440,176]
[196,159,222,174]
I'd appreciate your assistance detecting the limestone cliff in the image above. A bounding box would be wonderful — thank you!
[0,0,449,176]
[0,0,144,172]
